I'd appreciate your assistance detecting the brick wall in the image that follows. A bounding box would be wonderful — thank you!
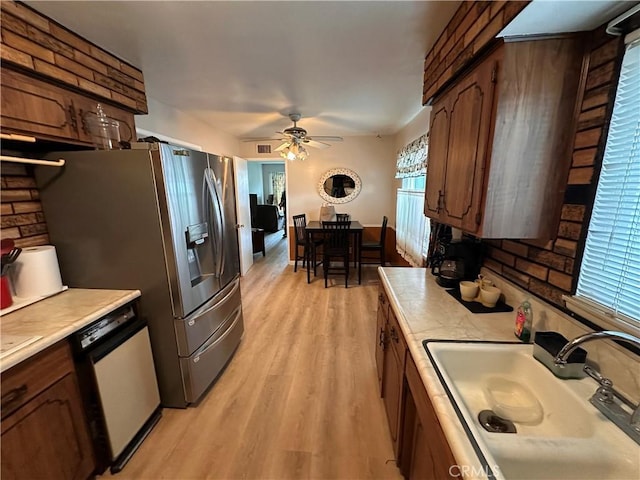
[483,27,625,307]
[0,1,147,113]
[0,163,48,247]
[422,1,530,104]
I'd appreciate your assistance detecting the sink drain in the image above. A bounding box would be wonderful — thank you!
[478,410,517,433]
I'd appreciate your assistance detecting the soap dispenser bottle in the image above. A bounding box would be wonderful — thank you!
[515,299,533,342]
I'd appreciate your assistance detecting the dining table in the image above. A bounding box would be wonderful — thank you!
[305,220,364,285]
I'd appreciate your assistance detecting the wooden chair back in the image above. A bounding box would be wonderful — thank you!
[293,214,307,246]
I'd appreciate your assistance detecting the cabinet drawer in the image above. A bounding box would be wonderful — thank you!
[1,341,74,418]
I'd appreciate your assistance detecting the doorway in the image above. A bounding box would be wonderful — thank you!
[235,159,288,272]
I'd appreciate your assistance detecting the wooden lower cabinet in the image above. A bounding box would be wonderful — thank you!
[382,325,403,451]
[376,285,457,479]
[402,353,457,479]
[1,341,95,480]
[375,287,389,393]
[379,296,407,460]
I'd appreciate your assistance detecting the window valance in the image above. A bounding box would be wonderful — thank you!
[395,134,428,178]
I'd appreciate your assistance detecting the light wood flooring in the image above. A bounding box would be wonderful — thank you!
[104,232,401,479]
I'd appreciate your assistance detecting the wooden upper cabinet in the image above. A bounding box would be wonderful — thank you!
[424,46,498,232]
[1,69,79,141]
[0,2,144,144]
[1,68,136,146]
[74,95,136,144]
[425,36,585,239]
[443,55,496,232]
[424,101,449,217]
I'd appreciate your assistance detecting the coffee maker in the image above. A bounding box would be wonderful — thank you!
[428,225,483,288]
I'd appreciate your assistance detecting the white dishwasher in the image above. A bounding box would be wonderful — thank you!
[73,302,162,474]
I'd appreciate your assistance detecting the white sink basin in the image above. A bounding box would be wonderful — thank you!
[425,341,640,480]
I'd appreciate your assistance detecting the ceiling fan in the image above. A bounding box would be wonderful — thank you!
[245,113,343,160]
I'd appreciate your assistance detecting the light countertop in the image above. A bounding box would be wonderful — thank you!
[0,288,141,373]
[379,266,640,480]
[378,267,518,478]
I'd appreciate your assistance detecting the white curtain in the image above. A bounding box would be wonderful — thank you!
[270,172,285,208]
[396,189,430,267]
[395,134,430,266]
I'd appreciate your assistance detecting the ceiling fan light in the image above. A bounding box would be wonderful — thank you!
[278,138,309,161]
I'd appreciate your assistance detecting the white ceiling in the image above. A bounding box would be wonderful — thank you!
[25,1,461,139]
[25,1,631,140]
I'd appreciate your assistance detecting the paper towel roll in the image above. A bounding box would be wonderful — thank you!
[14,245,63,298]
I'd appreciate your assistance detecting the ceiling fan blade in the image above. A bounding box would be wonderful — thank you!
[306,135,343,142]
[274,142,291,152]
[303,139,331,149]
[241,137,283,143]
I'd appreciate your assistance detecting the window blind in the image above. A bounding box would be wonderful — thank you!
[574,38,640,325]
[395,134,428,179]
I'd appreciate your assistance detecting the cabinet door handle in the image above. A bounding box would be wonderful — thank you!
[1,384,28,410]
[437,190,444,213]
[378,293,386,305]
[390,327,399,342]
[68,103,78,131]
[379,328,386,348]
[79,109,90,134]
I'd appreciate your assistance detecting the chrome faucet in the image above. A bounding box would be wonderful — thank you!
[554,330,640,445]
[554,330,640,365]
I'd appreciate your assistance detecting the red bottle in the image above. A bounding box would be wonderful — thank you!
[0,275,13,309]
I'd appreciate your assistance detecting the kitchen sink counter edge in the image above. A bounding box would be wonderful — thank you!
[0,288,141,373]
[378,266,518,479]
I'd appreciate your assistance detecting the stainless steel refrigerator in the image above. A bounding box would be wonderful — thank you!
[36,142,244,407]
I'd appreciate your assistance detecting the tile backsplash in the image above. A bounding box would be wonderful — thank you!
[0,163,49,247]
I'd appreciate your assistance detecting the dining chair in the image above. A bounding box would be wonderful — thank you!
[361,215,388,266]
[293,214,323,273]
[335,213,355,266]
[321,220,351,287]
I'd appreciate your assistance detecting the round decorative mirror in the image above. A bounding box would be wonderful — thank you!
[318,168,362,204]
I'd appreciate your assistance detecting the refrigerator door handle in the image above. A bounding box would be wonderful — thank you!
[185,278,240,326]
[204,168,225,279]
[192,307,242,362]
